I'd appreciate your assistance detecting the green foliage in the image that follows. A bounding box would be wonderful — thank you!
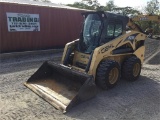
[103,0,116,11]
[32,0,51,2]
[67,2,89,9]
[113,7,141,16]
[136,21,160,34]
[138,0,160,34]
[144,0,159,14]
[67,0,140,16]
[66,0,160,35]
[67,0,101,10]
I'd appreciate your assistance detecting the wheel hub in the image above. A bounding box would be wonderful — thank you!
[109,68,119,84]
[133,63,140,77]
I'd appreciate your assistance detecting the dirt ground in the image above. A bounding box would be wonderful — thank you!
[0,39,160,120]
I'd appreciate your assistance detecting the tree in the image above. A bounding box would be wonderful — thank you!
[138,0,160,35]
[104,0,116,11]
[67,0,101,10]
[144,0,160,14]
[83,0,100,10]
[32,0,51,2]
[67,2,91,9]
[41,0,51,2]
[113,7,140,16]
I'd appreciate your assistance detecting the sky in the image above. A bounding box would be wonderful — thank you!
[50,0,159,8]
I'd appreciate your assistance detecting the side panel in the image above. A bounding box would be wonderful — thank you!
[88,31,146,78]
[134,46,145,63]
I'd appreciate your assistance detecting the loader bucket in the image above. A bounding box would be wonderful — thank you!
[24,61,97,113]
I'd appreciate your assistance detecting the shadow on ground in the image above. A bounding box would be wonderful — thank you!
[65,76,160,120]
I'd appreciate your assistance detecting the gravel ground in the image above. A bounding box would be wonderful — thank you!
[0,39,160,120]
[144,39,160,60]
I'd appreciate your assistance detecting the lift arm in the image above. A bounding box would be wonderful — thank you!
[127,15,160,33]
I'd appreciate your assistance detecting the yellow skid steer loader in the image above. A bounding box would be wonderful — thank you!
[24,11,146,113]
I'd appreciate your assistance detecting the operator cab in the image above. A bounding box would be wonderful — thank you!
[78,11,129,54]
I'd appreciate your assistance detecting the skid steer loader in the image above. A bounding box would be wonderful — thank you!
[24,11,146,113]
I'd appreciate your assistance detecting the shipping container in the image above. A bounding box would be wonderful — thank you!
[0,0,87,53]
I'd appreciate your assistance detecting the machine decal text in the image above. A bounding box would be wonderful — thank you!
[101,44,114,53]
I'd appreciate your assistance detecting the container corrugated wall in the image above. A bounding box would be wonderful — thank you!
[0,2,85,53]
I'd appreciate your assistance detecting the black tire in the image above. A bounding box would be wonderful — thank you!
[96,60,120,90]
[122,56,141,81]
